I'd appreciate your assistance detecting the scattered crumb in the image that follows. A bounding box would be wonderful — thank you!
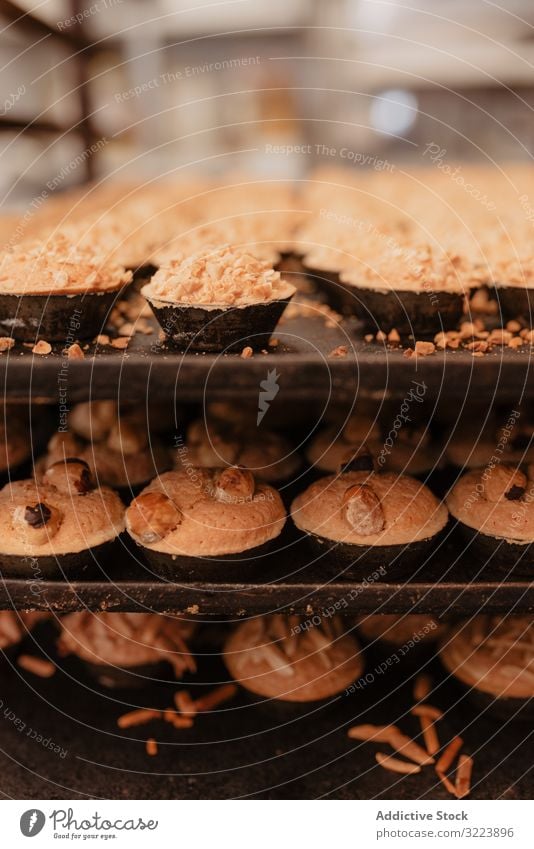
[32,340,52,356]
[268,338,279,348]
[95,334,110,346]
[145,738,158,757]
[329,345,348,358]
[364,334,374,343]
[0,337,15,352]
[506,319,521,332]
[117,709,160,729]
[17,655,56,678]
[186,604,199,614]
[403,348,414,358]
[241,346,254,359]
[110,336,129,350]
[376,330,387,342]
[387,328,401,345]
[414,340,436,357]
[66,343,84,360]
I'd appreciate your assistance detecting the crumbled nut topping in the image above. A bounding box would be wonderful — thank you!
[143,245,295,306]
[0,235,132,295]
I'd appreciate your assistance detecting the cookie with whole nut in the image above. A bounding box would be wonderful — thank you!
[127,491,182,544]
[306,413,438,477]
[125,468,286,577]
[0,461,125,577]
[446,465,534,576]
[37,401,171,496]
[291,466,447,574]
[178,418,300,484]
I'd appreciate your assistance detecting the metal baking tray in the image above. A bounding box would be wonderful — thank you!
[1,531,532,615]
[0,638,530,799]
[1,307,533,403]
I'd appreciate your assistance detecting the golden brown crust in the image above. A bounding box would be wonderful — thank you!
[446,467,534,543]
[223,615,363,702]
[291,471,447,546]
[179,418,300,483]
[142,244,295,306]
[58,612,196,677]
[0,476,125,555]
[0,235,131,295]
[440,616,534,700]
[126,469,286,556]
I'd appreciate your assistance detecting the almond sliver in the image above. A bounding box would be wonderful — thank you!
[376,752,421,774]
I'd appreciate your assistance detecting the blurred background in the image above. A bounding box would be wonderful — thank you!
[2,0,534,205]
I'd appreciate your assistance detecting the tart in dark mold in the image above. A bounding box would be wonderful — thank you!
[446,465,534,577]
[0,459,125,579]
[57,612,197,689]
[125,466,287,581]
[141,245,296,352]
[0,235,131,342]
[291,455,448,579]
[223,614,363,718]
[339,246,477,337]
[439,616,534,721]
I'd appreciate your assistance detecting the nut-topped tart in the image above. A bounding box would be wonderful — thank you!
[0,235,131,341]
[223,614,363,714]
[0,459,125,577]
[142,244,296,351]
[57,612,197,689]
[291,448,448,576]
[125,466,286,579]
[439,616,534,720]
[446,464,534,575]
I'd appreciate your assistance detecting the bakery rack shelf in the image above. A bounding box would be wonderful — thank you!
[2,533,533,615]
[0,642,530,799]
[2,311,534,403]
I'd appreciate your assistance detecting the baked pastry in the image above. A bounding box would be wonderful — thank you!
[493,256,534,323]
[223,614,363,711]
[445,415,534,470]
[306,415,437,478]
[0,405,32,483]
[57,612,196,688]
[446,465,534,575]
[340,244,479,337]
[141,244,296,351]
[0,459,125,577]
[0,235,131,341]
[440,616,534,720]
[126,466,286,579]
[0,611,49,655]
[37,401,171,499]
[291,466,448,576]
[357,613,448,668]
[180,417,300,484]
